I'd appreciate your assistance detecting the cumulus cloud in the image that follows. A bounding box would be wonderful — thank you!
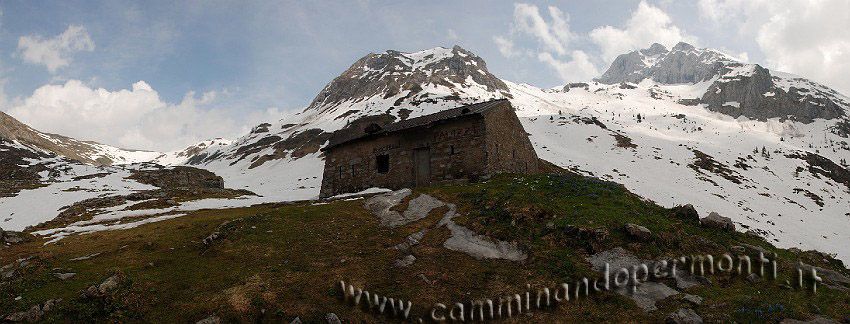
[16,25,95,73]
[493,3,597,82]
[493,2,693,84]
[493,35,517,58]
[3,80,276,152]
[589,0,697,64]
[512,3,575,55]
[538,51,600,83]
[698,0,850,96]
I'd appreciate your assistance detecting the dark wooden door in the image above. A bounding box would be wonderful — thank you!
[414,148,431,187]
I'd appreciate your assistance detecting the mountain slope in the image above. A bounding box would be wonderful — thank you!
[176,44,850,263]
[172,46,516,201]
[0,111,160,166]
[2,44,849,264]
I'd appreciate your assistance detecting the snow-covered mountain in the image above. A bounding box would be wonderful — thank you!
[0,111,160,165]
[149,138,232,166]
[172,43,850,262]
[2,43,849,263]
[598,42,848,122]
[169,46,518,200]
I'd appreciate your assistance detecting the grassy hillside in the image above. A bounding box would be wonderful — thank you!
[1,172,849,323]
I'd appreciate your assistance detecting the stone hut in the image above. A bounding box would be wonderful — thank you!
[319,99,538,197]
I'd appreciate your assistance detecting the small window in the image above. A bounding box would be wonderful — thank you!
[338,166,343,179]
[512,150,516,158]
[450,145,455,155]
[351,165,356,177]
[376,154,390,173]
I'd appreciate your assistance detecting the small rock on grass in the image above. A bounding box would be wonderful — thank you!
[325,313,342,324]
[625,223,652,241]
[195,314,221,324]
[666,308,703,324]
[53,272,76,280]
[746,273,761,283]
[681,294,703,306]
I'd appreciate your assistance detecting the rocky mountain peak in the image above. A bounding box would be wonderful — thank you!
[596,43,848,122]
[305,45,510,115]
[672,41,696,52]
[597,42,736,85]
[641,43,668,56]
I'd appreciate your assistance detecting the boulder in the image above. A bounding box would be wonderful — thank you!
[681,294,703,306]
[673,204,700,221]
[53,272,76,280]
[3,231,24,244]
[98,274,122,294]
[325,313,342,324]
[196,315,221,324]
[700,212,735,232]
[666,308,703,324]
[746,273,762,283]
[42,299,61,312]
[394,255,416,268]
[625,223,652,241]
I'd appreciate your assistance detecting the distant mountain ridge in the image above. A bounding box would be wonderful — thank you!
[0,111,158,166]
[597,42,849,122]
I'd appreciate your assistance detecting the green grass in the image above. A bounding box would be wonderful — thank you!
[1,173,848,323]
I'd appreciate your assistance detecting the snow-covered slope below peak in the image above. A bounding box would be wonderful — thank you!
[150,138,232,166]
[0,111,160,165]
[512,81,850,261]
[300,45,511,127]
[151,45,850,263]
[183,45,515,173]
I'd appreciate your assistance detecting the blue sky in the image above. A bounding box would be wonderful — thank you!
[0,0,847,151]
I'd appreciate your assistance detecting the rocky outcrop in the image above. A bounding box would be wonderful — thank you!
[4,299,62,322]
[672,204,700,222]
[0,228,32,246]
[130,166,224,189]
[0,138,55,198]
[700,212,736,232]
[587,248,679,312]
[701,65,846,122]
[624,223,652,241]
[666,308,703,324]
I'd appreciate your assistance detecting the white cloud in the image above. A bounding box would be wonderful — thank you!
[512,3,575,56]
[538,51,600,83]
[3,80,269,151]
[16,25,96,73]
[493,35,517,58]
[494,2,694,84]
[589,1,696,64]
[697,0,850,96]
[447,28,459,40]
